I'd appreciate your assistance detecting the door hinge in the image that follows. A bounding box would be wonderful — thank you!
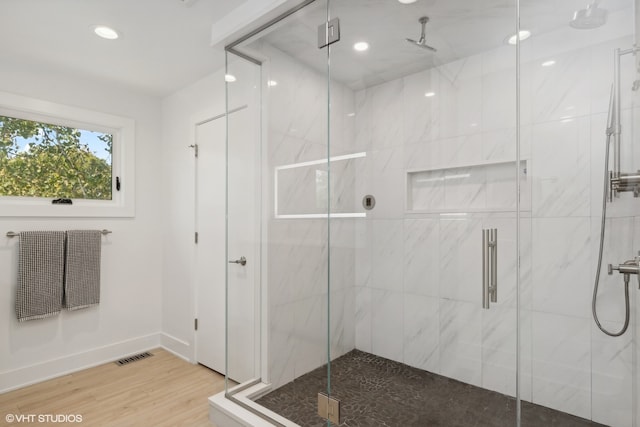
[194,318,198,331]
[195,232,198,244]
[318,392,340,424]
[317,17,340,49]
[194,144,198,158]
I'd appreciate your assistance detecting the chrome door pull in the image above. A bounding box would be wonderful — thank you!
[482,229,497,309]
[229,256,247,266]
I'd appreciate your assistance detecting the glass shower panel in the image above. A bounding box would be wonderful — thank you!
[224,53,262,391]
[519,0,638,426]
[226,1,334,424]
[325,0,520,425]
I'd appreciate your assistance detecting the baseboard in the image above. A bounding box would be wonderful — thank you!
[159,333,192,363]
[0,333,161,393]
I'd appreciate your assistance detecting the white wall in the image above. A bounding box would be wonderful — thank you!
[159,67,226,361]
[0,63,164,392]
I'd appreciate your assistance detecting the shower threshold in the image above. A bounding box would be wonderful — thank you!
[256,350,605,427]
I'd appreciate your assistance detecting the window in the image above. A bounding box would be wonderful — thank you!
[0,91,135,217]
[0,116,113,200]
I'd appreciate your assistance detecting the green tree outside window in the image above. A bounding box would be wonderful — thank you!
[0,115,112,200]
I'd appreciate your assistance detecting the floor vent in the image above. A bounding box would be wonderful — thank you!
[115,352,153,366]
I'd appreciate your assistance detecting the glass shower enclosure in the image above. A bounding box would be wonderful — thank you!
[220,0,639,426]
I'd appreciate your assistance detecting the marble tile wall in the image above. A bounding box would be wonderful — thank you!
[258,8,639,427]
[353,19,638,427]
[262,44,358,389]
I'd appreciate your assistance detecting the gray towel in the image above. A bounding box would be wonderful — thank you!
[64,230,101,310]
[15,231,66,321]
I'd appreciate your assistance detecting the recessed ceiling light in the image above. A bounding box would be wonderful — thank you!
[93,25,119,40]
[353,42,369,52]
[398,0,417,3]
[267,80,278,87]
[541,60,556,67]
[225,74,237,82]
[424,91,435,97]
[507,30,531,45]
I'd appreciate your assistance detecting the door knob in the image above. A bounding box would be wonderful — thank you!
[229,256,247,266]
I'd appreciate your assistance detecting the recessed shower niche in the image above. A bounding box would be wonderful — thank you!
[406,159,528,213]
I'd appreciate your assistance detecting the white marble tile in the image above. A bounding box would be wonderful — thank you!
[329,288,349,360]
[531,47,592,123]
[269,301,296,389]
[403,294,439,373]
[403,68,438,145]
[341,287,356,356]
[443,166,486,210]
[590,217,634,323]
[439,218,483,304]
[408,169,445,212]
[485,162,519,211]
[403,219,439,297]
[370,289,404,363]
[371,79,404,150]
[268,130,326,168]
[268,49,327,145]
[532,217,592,318]
[531,311,591,420]
[293,295,326,379]
[267,219,327,305]
[330,219,355,293]
[591,319,633,427]
[371,220,403,291]
[589,36,636,116]
[404,140,442,171]
[482,127,522,162]
[439,299,482,387]
[369,150,405,219]
[482,66,517,133]
[355,219,371,289]
[517,308,533,403]
[355,286,372,352]
[441,134,483,167]
[531,117,590,217]
[481,306,517,397]
[436,55,483,139]
[354,89,373,152]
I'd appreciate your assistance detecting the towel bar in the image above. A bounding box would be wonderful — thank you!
[6,230,112,238]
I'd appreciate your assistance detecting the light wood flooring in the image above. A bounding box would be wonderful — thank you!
[0,349,225,427]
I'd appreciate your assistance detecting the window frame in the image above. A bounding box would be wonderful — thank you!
[0,91,135,217]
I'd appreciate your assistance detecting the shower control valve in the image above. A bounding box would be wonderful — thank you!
[608,258,640,277]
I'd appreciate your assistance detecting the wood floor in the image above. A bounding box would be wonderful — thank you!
[0,349,225,427]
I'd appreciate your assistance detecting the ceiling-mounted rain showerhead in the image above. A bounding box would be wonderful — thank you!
[569,1,608,29]
[406,16,437,52]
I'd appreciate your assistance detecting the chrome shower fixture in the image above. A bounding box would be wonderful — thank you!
[569,1,608,29]
[406,16,437,52]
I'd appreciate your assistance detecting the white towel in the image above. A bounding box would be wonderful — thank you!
[64,230,102,310]
[15,231,65,321]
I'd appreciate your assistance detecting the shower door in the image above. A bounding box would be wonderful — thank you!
[519,1,638,426]
[223,0,529,425]
[323,0,522,425]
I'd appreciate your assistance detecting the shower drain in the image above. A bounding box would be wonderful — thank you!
[114,351,153,366]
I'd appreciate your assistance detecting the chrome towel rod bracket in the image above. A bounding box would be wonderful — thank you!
[6,229,112,238]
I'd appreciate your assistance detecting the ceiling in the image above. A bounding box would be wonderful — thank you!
[0,0,633,97]
[0,0,248,97]
[242,0,633,90]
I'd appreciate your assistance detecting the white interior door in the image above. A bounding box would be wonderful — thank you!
[195,108,255,383]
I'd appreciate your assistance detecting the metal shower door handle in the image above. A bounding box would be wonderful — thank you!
[229,256,247,266]
[482,229,497,309]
